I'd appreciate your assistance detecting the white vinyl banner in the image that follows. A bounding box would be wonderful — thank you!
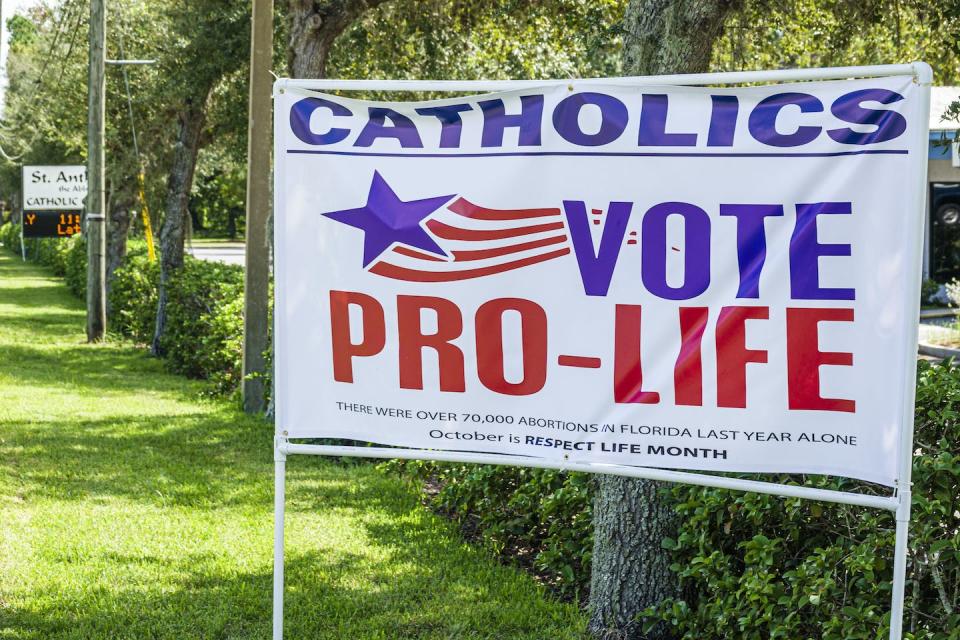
[274,75,927,487]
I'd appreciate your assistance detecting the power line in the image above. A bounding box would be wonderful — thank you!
[116,6,157,262]
[116,10,140,163]
[52,2,84,90]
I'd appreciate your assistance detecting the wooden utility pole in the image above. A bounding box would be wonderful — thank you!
[242,0,274,413]
[86,0,107,341]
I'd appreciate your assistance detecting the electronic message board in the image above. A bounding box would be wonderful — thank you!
[22,211,83,238]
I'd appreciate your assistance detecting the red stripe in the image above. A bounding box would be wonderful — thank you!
[370,248,570,282]
[449,198,561,221]
[452,235,566,262]
[557,355,602,369]
[393,246,446,261]
[426,219,565,241]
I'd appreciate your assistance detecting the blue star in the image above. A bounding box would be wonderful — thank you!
[322,171,455,267]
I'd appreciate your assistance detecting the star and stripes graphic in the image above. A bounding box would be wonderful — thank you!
[322,171,575,282]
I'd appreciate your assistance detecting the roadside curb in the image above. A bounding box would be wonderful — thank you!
[920,307,958,320]
[919,308,958,319]
[918,341,960,360]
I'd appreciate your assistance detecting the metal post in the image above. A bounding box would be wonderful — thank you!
[85,0,107,341]
[886,60,932,640]
[888,489,912,640]
[276,63,920,93]
[273,437,287,640]
[18,170,25,261]
[242,0,274,414]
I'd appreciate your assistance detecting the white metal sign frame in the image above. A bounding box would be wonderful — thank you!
[271,62,932,640]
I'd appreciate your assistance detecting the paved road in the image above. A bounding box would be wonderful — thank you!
[188,243,245,266]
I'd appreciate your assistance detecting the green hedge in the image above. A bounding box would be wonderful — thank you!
[0,220,20,254]
[1,222,247,396]
[111,252,246,394]
[0,222,86,294]
[389,362,960,638]
[109,252,160,343]
[383,460,594,599]
[109,253,245,395]
[645,361,960,639]
[159,257,245,394]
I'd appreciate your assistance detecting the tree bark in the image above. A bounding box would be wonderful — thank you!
[106,187,136,291]
[270,0,392,415]
[151,97,208,356]
[621,0,740,78]
[287,0,393,78]
[589,476,680,639]
[589,2,740,639]
[11,192,22,224]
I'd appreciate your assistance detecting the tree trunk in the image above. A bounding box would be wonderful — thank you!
[227,207,238,239]
[621,0,739,78]
[11,192,22,224]
[286,0,392,78]
[151,97,207,356]
[106,188,135,291]
[274,0,392,415]
[589,476,679,639]
[588,3,740,639]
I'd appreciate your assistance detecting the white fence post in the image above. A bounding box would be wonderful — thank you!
[273,437,287,640]
[888,487,913,640]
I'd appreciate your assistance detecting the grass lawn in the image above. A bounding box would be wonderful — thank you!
[0,252,587,639]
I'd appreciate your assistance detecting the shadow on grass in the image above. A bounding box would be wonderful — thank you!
[2,546,581,640]
[0,343,186,398]
[0,260,82,312]
[3,411,271,510]
[0,254,586,639]
[0,312,85,335]
[4,410,584,638]
[3,408,418,516]
[3,419,584,638]
[3,542,580,640]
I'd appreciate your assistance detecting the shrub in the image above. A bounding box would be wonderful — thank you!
[388,360,960,635]
[642,360,960,639]
[109,249,250,395]
[921,278,942,306]
[34,236,75,276]
[946,279,960,308]
[0,222,22,254]
[198,290,245,394]
[61,235,87,297]
[109,251,160,344]
[383,460,594,598]
[159,256,245,394]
